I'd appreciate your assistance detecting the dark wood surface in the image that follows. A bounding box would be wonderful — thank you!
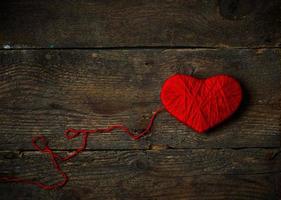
[0,0,281,48]
[0,149,280,199]
[0,0,280,199]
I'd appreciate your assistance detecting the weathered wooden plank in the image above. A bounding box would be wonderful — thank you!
[0,104,279,150]
[0,149,280,199]
[1,175,279,200]
[0,49,280,150]
[0,0,281,48]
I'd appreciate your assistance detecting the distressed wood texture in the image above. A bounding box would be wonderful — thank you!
[0,149,280,199]
[0,0,281,48]
[0,1,281,198]
[0,49,280,150]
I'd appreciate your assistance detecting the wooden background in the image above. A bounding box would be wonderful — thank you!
[0,0,280,199]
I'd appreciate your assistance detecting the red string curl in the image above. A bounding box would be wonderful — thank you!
[0,107,164,190]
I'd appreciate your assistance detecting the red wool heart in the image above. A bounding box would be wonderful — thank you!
[0,73,243,190]
[160,74,242,133]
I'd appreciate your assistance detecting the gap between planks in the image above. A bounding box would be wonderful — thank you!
[1,46,281,51]
[1,146,280,152]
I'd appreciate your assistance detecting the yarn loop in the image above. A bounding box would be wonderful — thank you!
[0,107,164,190]
[0,73,243,190]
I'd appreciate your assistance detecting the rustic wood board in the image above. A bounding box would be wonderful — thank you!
[0,48,280,199]
[0,49,280,150]
[0,149,280,199]
[0,1,280,199]
[1,174,279,200]
[0,0,281,48]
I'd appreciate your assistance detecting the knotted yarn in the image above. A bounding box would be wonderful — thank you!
[0,107,164,190]
[0,74,242,190]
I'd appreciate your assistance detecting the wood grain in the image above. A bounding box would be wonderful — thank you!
[2,175,279,200]
[0,0,281,48]
[0,149,280,200]
[0,1,280,199]
[0,49,280,150]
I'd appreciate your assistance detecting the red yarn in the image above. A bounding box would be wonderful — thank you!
[0,107,164,190]
[161,74,242,133]
[0,74,243,190]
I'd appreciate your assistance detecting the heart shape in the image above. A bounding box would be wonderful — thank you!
[160,74,242,133]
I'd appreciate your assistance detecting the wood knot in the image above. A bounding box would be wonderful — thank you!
[149,144,170,151]
[131,157,151,171]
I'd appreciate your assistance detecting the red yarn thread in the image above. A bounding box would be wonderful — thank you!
[0,107,165,190]
[0,74,243,190]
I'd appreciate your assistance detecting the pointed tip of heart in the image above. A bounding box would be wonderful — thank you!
[195,129,207,134]
[192,126,209,134]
